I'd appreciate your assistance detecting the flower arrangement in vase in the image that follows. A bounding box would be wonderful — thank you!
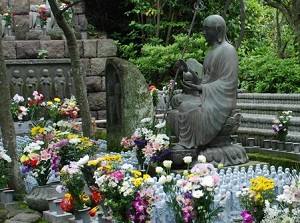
[272,111,292,142]
[156,156,223,223]
[121,117,171,170]
[56,162,90,211]
[261,174,300,222]
[11,94,28,121]
[38,4,50,27]
[94,162,156,223]
[19,124,59,186]
[237,176,275,223]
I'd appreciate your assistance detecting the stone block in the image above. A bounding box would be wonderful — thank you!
[43,210,72,223]
[2,41,16,59]
[88,92,106,110]
[14,15,30,40]
[97,39,117,58]
[86,76,104,92]
[83,40,97,58]
[90,58,106,76]
[65,40,83,58]
[16,40,40,59]
[40,40,66,58]
[81,58,91,76]
[10,0,30,14]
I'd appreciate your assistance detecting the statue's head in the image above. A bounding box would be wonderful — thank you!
[203,15,227,45]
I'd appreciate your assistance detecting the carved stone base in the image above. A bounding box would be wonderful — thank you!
[168,142,249,169]
[198,144,249,167]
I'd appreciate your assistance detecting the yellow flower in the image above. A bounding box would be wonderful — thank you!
[131,170,142,178]
[47,101,53,106]
[143,174,150,180]
[39,127,45,134]
[31,126,40,136]
[54,98,61,102]
[88,159,99,166]
[20,154,29,163]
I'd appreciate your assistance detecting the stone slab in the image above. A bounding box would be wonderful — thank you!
[43,210,73,223]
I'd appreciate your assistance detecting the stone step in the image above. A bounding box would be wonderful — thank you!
[237,103,300,116]
[240,113,300,132]
[237,93,300,105]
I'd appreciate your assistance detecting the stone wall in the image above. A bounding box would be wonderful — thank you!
[3,38,118,121]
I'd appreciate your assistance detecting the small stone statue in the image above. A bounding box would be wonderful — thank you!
[54,68,66,99]
[26,69,38,97]
[40,69,53,100]
[11,70,24,96]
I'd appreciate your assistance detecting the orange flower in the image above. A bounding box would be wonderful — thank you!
[88,206,99,217]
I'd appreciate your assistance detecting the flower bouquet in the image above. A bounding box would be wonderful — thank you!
[237,176,275,223]
[46,97,64,123]
[57,161,90,211]
[121,117,171,169]
[53,131,98,169]
[20,124,59,186]
[58,95,80,119]
[261,175,300,222]
[11,94,28,121]
[0,145,12,188]
[156,157,223,223]
[27,91,47,125]
[272,111,292,142]
[38,4,50,27]
[94,162,154,222]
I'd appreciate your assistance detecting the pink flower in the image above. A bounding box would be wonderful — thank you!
[110,170,123,181]
[241,210,253,223]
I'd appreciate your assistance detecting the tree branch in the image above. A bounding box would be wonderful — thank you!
[263,0,293,25]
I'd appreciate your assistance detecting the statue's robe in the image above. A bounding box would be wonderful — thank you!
[168,41,238,148]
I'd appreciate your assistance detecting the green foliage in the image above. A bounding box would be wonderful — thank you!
[248,153,300,171]
[37,50,48,59]
[0,159,9,188]
[95,129,107,140]
[239,49,300,93]
[129,33,207,87]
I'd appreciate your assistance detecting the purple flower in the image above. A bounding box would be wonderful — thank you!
[134,139,147,148]
[22,166,30,174]
[53,139,69,148]
[241,210,253,223]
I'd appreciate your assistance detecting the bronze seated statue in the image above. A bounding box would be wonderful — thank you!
[166,15,248,168]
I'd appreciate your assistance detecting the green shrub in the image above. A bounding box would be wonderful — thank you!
[239,50,300,93]
[248,153,300,170]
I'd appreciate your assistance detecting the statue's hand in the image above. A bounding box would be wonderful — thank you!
[177,59,188,72]
[181,80,202,92]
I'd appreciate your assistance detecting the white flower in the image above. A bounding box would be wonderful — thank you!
[155,120,166,129]
[0,153,11,162]
[77,155,89,167]
[192,190,204,198]
[120,163,134,171]
[201,175,214,187]
[155,166,164,174]
[166,175,173,182]
[56,185,66,193]
[158,175,167,185]
[183,156,192,164]
[141,117,152,123]
[197,155,206,163]
[163,160,172,169]
[144,177,154,185]
[69,138,81,144]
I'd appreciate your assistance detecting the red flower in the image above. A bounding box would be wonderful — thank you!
[28,101,35,106]
[92,191,102,205]
[60,194,75,212]
[30,159,39,167]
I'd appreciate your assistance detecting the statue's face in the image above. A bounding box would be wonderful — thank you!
[203,22,218,46]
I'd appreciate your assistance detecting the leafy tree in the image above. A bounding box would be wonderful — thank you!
[263,0,300,61]
[48,0,94,138]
